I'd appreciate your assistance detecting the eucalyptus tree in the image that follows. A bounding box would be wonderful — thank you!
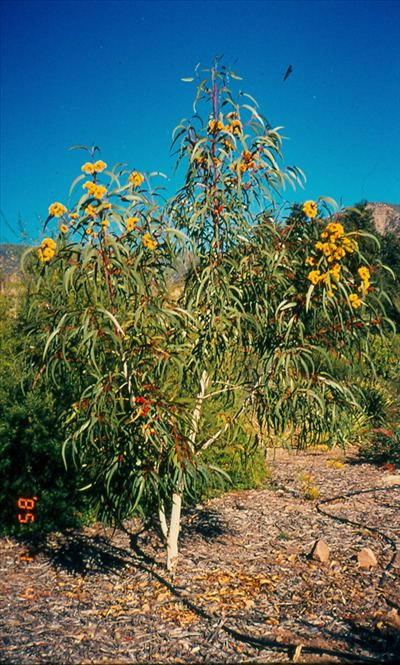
[164,61,391,562]
[23,64,390,572]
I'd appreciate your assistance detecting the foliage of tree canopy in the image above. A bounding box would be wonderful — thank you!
[19,62,393,570]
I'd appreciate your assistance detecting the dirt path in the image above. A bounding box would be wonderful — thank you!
[1,447,399,663]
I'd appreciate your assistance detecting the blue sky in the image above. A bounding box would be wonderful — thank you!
[1,0,399,244]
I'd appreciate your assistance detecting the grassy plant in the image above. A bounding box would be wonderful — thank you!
[299,473,320,500]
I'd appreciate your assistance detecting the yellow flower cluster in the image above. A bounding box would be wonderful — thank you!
[230,149,258,175]
[307,270,323,286]
[221,138,235,151]
[207,112,242,138]
[48,202,67,218]
[306,217,371,309]
[225,111,242,136]
[142,233,157,250]
[358,266,371,293]
[307,267,340,289]
[38,237,56,263]
[85,204,98,217]
[303,200,318,219]
[314,221,357,263]
[349,293,362,309]
[208,119,224,134]
[228,118,242,136]
[83,181,107,199]
[126,216,139,232]
[329,262,341,280]
[129,171,144,187]
[81,160,107,174]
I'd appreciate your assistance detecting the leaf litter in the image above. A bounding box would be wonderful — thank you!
[0,447,399,663]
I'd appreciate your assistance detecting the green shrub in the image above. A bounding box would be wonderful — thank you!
[360,426,400,467]
[358,380,396,427]
[368,334,400,382]
[202,435,269,498]
[0,293,91,537]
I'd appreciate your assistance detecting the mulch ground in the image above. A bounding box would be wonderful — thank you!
[1,447,400,664]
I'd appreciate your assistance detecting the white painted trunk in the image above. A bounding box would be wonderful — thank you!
[162,370,209,572]
[158,502,168,542]
[166,491,182,572]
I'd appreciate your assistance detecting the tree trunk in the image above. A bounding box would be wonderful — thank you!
[158,501,168,542]
[160,369,209,572]
[166,491,182,572]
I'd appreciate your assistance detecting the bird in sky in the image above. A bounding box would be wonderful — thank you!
[283,65,293,81]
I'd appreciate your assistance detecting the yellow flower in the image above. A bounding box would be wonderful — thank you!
[221,138,234,151]
[305,256,315,266]
[226,111,239,120]
[81,162,95,174]
[342,237,357,253]
[93,160,107,172]
[239,159,254,173]
[84,181,107,199]
[93,185,107,199]
[69,212,78,220]
[359,281,370,294]
[349,293,362,308]
[102,202,112,209]
[83,181,96,193]
[228,119,242,136]
[129,171,144,187]
[48,202,67,218]
[207,119,224,134]
[334,248,346,260]
[60,224,68,234]
[86,226,93,235]
[41,237,56,250]
[39,247,54,262]
[126,216,139,232]
[142,233,157,250]
[38,237,56,262]
[86,204,98,217]
[326,222,344,237]
[358,266,370,281]
[329,263,341,279]
[308,270,322,285]
[315,241,324,251]
[303,200,318,219]
[320,231,328,239]
[101,219,110,228]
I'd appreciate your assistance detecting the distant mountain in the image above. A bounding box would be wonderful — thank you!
[0,243,28,279]
[366,202,400,236]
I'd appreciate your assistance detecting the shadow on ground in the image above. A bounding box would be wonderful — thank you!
[16,530,133,576]
[180,506,229,542]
